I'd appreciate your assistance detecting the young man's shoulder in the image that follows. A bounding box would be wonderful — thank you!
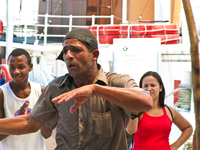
[0,82,10,91]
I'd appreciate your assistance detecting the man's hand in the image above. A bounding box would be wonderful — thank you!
[52,85,94,113]
[19,101,29,115]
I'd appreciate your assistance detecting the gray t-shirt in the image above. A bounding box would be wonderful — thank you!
[30,65,142,150]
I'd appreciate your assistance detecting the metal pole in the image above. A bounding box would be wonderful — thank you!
[182,0,199,149]
[69,15,72,31]
[44,13,48,46]
[92,15,95,26]
[110,15,114,25]
[6,0,14,59]
[122,0,128,23]
[46,0,49,14]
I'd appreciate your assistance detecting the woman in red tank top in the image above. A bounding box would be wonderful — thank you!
[126,71,193,150]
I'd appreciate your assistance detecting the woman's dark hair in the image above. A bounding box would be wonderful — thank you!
[7,48,31,65]
[139,71,165,107]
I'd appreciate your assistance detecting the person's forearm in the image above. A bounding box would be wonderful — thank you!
[0,115,38,135]
[93,84,152,112]
[171,126,193,149]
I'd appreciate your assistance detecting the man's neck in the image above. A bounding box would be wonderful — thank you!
[73,70,99,88]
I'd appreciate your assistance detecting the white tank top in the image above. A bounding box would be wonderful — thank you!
[0,81,46,150]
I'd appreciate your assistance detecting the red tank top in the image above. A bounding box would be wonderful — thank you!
[133,107,172,150]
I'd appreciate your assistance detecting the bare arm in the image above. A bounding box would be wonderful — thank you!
[126,118,138,134]
[170,107,193,150]
[52,84,153,113]
[192,128,196,150]
[0,114,43,135]
[0,89,8,140]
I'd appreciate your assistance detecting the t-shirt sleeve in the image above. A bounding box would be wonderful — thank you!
[30,84,59,129]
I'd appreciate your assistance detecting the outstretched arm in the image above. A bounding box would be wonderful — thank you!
[0,100,30,141]
[170,107,193,150]
[0,114,43,135]
[52,84,152,113]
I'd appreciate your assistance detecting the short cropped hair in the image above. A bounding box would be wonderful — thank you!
[7,48,31,65]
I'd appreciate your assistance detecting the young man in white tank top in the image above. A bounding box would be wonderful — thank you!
[0,48,52,150]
